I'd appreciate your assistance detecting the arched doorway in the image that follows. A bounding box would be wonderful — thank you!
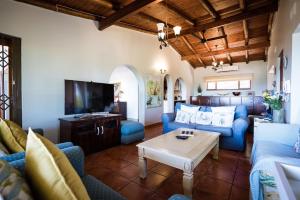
[174,78,187,102]
[163,74,173,113]
[109,65,144,123]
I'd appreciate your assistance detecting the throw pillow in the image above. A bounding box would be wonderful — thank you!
[180,105,200,124]
[0,119,26,153]
[0,160,33,200]
[0,142,9,157]
[195,111,213,125]
[25,129,90,200]
[211,106,236,113]
[175,110,191,124]
[211,112,235,127]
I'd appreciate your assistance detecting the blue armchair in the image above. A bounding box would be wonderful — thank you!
[161,103,249,151]
[6,146,126,200]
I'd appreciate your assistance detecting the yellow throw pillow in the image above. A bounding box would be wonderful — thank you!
[0,119,26,153]
[25,128,90,200]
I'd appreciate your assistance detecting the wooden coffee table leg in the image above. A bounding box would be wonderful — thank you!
[183,171,193,198]
[212,141,219,160]
[138,148,147,178]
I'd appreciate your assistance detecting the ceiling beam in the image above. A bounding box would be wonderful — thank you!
[168,1,278,39]
[245,50,249,63]
[182,41,270,60]
[115,21,156,34]
[181,36,205,66]
[218,27,232,65]
[239,0,246,10]
[194,32,217,63]
[91,0,113,9]
[198,0,219,19]
[98,0,163,30]
[159,2,195,26]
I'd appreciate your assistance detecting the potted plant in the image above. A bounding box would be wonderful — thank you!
[197,85,202,96]
[262,90,285,123]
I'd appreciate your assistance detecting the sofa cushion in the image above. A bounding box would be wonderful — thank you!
[195,124,232,137]
[168,122,196,130]
[175,110,191,124]
[0,160,33,200]
[25,129,90,200]
[121,120,144,135]
[252,140,300,164]
[0,119,27,153]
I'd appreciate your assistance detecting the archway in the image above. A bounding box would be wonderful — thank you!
[163,74,173,113]
[109,65,144,123]
[174,78,187,102]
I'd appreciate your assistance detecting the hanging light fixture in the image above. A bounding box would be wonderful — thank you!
[212,60,224,71]
[157,0,181,49]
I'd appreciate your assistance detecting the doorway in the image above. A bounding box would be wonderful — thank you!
[163,74,173,113]
[174,78,187,101]
[0,33,21,125]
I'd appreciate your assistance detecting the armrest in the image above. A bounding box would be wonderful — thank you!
[161,113,175,123]
[232,117,249,136]
[254,123,300,146]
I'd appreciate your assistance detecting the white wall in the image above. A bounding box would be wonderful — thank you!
[0,0,194,141]
[193,61,267,96]
[267,0,300,123]
[109,65,139,121]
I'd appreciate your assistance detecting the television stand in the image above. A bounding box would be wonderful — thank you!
[59,114,122,154]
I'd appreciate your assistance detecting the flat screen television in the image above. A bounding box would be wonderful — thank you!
[65,80,114,115]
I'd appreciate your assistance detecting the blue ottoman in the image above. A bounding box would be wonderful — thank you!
[120,120,144,144]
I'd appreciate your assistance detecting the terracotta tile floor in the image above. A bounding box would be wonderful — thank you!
[85,125,252,200]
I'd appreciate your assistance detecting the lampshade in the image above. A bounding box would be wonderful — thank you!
[220,60,224,65]
[212,61,217,67]
[157,23,165,31]
[158,32,166,40]
[173,26,181,36]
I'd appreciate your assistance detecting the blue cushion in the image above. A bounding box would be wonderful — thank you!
[252,140,300,164]
[195,124,232,137]
[168,122,196,130]
[175,103,203,112]
[121,131,144,144]
[168,194,191,200]
[121,120,144,135]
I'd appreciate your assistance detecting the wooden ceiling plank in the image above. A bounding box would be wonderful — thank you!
[218,27,232,65]
[116,21,156,34]
[181,36,205,66]
[168,1,278,39]
[98,0,163,30]
[239,0,246,10]
[182,41,270,60]
[197,0,219,19]
[159,2,195,26]
[245,50,249,63]
[196,32,216,62]
[91,0,113,9]
[243,20,249,45]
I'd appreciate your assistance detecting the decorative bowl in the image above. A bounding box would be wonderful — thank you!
[232,92,241,96]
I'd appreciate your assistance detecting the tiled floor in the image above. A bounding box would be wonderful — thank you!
[85,125,252,200]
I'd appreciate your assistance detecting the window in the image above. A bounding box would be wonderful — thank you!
[207,79,251,90]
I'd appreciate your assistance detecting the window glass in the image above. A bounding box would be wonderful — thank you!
[206,79,251,90]
[207,82,216,90]
[217,81,239,90]
[240,80,251,89]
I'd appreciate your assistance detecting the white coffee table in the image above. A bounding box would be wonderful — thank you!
[136,128,220,198]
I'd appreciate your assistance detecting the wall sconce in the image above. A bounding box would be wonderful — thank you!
[160,68,167,75]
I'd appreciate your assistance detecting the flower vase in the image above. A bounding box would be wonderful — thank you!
[272,108,284,123]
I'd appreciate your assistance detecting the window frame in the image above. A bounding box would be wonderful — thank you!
[206,79,251,91]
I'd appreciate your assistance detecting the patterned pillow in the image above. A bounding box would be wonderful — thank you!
[211,112,235,127]
[175,110,191,124]
[180,105,200,124]
[0,142,9,157]
[211,106,236,113]
[0,160,33,200]
[195,111,213,125]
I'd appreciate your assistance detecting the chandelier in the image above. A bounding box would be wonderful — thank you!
[156,1,181,49]
[212,60,224,71]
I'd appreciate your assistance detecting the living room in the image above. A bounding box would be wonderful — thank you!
[0,0,300,200]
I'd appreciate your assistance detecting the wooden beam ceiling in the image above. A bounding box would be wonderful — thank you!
[98,0,163,30]
[198,0,219,19]
[182,41,270,60]
[181,36,205,67]
[159,2,195,26]
[168,1,278,39]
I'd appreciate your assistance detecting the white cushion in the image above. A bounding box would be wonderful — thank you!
[211,111,235,127]
[294,132,300,153]
[175,110,191,124]
[195,111,213,125]
[211,106,236,113]
[180,105,200,124]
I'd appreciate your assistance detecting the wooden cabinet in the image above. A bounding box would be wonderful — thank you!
[59,114,122,155]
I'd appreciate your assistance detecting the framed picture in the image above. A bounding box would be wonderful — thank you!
[146,76,162,108]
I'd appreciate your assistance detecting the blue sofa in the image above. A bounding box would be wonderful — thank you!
[161,103,249,151]
[2,145,126,200]
[250,123,300,200]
